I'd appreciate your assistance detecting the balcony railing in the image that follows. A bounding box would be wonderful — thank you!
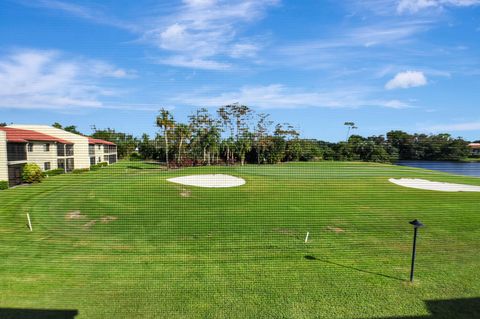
[7,143,27,161]
[105,145,117,153]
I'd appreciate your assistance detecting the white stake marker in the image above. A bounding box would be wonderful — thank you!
[304,232,309,243]
[27,213,32,231]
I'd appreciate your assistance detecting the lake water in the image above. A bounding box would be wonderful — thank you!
[396,161,480,177]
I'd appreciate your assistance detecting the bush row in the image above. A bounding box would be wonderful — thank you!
[2,162,112,189]
[44,168,65,177]
[129,152,142,161]
[0,181,8,190]
[72,168,90,174]
[90,162,108,170]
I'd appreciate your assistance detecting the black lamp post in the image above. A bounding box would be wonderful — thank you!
[409,219,424,282]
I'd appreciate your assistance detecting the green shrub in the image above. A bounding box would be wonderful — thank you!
[0,181,8,190]
[22,163,44,183]
[72,168,90,174]
[90,162,108,170]
[129,152,142,161]
[45,168,65,177]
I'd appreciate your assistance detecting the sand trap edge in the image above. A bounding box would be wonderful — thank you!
[389,178,480,192]
[167,174,246,188]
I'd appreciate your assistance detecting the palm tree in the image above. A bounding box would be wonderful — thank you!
[174,123,191,164]
[156,108,175,168]
[344,122,357,141]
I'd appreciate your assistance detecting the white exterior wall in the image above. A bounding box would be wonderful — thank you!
[26,142,58,171]
[8,125,91,169]
[96,144,105,163]
[0,131,8,181]
[104,145,117,163]
[89,144,107,164]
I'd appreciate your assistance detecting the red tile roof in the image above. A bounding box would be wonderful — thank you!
[468,143,480,149]
[0,127,72,144]
[88,137,116,146]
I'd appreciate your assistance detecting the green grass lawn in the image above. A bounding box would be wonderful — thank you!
[0,161,479,318]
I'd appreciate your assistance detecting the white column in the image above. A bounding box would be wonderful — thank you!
[0,131,8,182]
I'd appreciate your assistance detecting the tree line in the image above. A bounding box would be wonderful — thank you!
[136,105,472,166]
[47,105,474,166]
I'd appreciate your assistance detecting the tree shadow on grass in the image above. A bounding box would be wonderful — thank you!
[126,165,163,170]
[359,298,480,318]
[304,256,479,318]
[0,308,78,319]
[304,255,405,282]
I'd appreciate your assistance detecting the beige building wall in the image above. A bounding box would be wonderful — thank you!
[96,144,105,164]
[8,125,91,169]
[89,144,105,164]
[93,144,118,164]
[0,131,8,181]
[26,142,58,171]
[103,145,117,163]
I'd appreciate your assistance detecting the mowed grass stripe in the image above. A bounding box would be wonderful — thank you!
[0,161,479,318]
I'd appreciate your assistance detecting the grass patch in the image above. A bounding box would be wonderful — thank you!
[0,161,479,318]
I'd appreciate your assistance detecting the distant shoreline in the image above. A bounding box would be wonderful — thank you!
[396,160,480,178]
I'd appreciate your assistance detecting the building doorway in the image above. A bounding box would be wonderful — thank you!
[8,164,25,187]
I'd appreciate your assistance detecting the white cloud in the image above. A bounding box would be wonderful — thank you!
[397,0,480,13]
[280,22,429,53]
[397,0,439,13]
[350,22,430,47]
[183,0,217,7]
[230,43,260,58]
[158,56,231,70]
[423,121,480,132]
[89,61,133,78]
[382,99,412,109]
[274,21,431,71]
[385,71,427,89]
[144,0,279,69]
[346,0,480,16]
[18,0,138,31]
[171,84,411,109]
[0,50,131,110]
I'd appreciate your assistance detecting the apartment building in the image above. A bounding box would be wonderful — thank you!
[0,125,117,187]
[88,137,117,165]
[468,143,480,156]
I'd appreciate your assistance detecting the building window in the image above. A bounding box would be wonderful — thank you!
[98,157,102,163]
[7,143,27,161]
[109,154,117,164]
[44,162,51,171]
[98,145,102,150]
[57,144,65,156]
[90,157,96,165]
[44,143,50,152]
[66,158,74,172]
[105,145,116,153]
[89,144,95,156]
[66,144,74,156]
[28,143,33,152]
[57,159,65,171]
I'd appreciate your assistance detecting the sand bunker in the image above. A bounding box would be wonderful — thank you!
[167,174,245,188]
[389,178,480,192]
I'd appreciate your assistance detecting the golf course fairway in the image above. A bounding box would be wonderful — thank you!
[0,161,479,318]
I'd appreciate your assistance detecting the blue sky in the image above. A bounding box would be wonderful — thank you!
[0,0,479,141]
